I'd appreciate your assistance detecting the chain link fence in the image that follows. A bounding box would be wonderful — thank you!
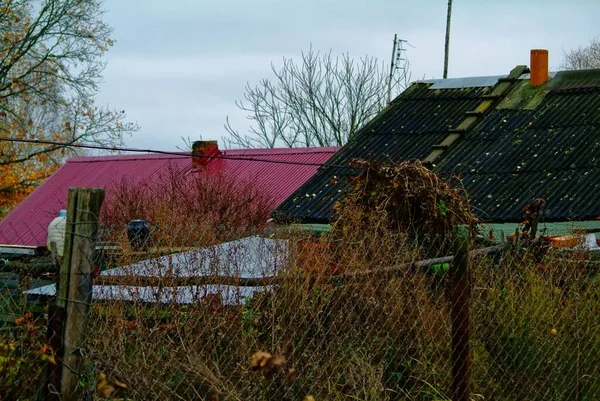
[0,234,61,400]
[2,193,600,400]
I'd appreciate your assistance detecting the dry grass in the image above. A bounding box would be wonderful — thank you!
[3,217,600,400]
[80,213,600,401]
[4,161,600,400]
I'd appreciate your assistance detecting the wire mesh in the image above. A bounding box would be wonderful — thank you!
[3,216,600,400]
[0,225,61,400]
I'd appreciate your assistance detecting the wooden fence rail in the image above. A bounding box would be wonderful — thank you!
[94,244,503,287]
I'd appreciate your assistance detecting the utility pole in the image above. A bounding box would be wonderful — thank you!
[443,0,453,79]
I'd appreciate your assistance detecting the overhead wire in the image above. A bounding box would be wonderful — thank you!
[0,136,356,169]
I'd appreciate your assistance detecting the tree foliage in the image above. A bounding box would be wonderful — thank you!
[562,36,600,70]
[0,0,138,216]
[224,47,410,149]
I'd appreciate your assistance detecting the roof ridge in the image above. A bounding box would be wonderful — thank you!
[225,146,338,152]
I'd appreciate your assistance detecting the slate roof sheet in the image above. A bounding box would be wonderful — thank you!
[436,70,600,222]
[275,83,496,222]
[275,68,600,224]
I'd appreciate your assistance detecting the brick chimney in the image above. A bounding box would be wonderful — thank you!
[192,140,221,168]
[530,49,549,87]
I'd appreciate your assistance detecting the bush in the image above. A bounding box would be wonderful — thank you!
[332,159,477,257]
[0,312,56,400]
[101,164,275,250]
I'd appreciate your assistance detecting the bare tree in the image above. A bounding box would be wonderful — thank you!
[223,47,411,149]
[0,0,138,159]
[0,0,138,215]
[562,36,600,70]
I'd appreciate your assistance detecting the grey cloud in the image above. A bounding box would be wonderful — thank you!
[95,0,600,150]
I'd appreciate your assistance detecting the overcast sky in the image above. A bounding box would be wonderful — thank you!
[96,0,600,151]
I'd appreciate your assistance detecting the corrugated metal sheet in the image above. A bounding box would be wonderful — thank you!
[216,147,338,207]
[25,236,287,305]
[423,75,505,89]
[0,147,337,247]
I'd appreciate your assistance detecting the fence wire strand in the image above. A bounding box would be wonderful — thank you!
[2,217,600,400]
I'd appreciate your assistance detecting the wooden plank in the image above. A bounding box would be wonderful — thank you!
[497,77,517,83]
[421,65,529,167]
[473,99,495,113]
[46,304,65,401]
[439,133,463,148]
[422,148,444,165]
[59,188,105,401]
[455,115,479,131]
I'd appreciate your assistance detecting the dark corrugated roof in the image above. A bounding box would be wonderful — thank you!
[436,70,600,222]
[275,68,600,223]
[546,69,600,90]
[275,83,492,222]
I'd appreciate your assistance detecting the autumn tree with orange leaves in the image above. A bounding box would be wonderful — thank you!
[0,0,137,217]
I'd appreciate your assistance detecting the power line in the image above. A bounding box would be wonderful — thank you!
[0,136,355,169]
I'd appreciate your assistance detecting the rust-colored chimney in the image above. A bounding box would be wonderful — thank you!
[530,49,549,86]
[192,140,220,168]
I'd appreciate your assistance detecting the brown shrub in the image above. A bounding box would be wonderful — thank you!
[100,164,275,249]
[332,159,477,257]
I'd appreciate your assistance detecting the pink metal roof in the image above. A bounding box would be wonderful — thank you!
[0,147,338,247]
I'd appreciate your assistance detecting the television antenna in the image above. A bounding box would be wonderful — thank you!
[387,34,410,105]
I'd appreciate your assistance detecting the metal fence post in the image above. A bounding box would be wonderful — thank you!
[452,224,470,401]
[56,188,104,401]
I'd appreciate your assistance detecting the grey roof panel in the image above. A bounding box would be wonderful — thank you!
[24,236,288,305]
[104,236,288,279]
[421,75,505,89]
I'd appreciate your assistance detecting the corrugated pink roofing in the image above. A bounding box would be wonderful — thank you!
[0,147,338,247]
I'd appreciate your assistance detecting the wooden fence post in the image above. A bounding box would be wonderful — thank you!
[56,188,104,401]
[451,224,471,401]
[45,304,65,401]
